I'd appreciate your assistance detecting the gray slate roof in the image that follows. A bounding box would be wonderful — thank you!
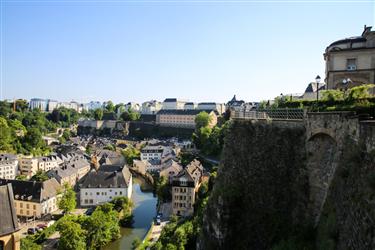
[157,109,215,115]
[0,178,61,203]
[79,165,131,189]
[0,184,19,236]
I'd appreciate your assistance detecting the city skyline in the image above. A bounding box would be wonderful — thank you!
[1,0,374,103]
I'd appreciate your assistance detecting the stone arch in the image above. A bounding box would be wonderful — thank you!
[306,132,338,224]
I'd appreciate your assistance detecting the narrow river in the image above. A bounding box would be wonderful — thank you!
[103,177,157,250]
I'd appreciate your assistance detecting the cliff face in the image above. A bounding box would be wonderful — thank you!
[199,120,310,249]
[199,117,375,250]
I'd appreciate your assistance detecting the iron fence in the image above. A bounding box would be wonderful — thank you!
[234,108,304,121]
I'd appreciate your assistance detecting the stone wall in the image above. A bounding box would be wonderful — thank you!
[200,112,375,250]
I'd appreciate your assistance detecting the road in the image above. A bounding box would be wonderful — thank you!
[147,202,172,243]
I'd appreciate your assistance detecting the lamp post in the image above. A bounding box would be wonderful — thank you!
[315,75,321,102]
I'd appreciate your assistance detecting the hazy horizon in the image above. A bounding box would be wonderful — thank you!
[1,0,374,103]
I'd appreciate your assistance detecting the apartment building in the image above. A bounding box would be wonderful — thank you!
[156,110,218,129]
[47,155,90,187]
[79,165,132,207]
[0,154,18,180]
[172,160,203,217]
[19,155,62,177]
[0,178,61,219]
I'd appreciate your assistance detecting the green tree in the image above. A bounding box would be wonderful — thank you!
[321,89,345,102]
[94,108,103,120]
[23,127,45,151]
[30,170,49,182]
[57,219,86,250]
[132,237,141,250]
[122,146,140,165]
[62,130,71,141]
[346,84,374,102]
[121,109,140,121]
[58,184,77,214]
[0,117,13,152]
[195,111,211,130]
[155,176,171,202]
[16,175,28,181]
[21,237,41,250]
[84,204,121,249]
[105,101,115,112]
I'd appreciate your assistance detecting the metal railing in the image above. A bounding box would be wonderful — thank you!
[234,108,304,121]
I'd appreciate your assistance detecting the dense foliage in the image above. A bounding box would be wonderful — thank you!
[0,101,81,155]
[58,184,77,214]
[56,202,122,250]
[122,145,140,165]
[192,120,230,156]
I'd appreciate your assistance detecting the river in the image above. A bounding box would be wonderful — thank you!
[103,177,157,250]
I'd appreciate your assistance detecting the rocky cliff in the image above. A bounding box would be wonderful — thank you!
[199,116,375,250]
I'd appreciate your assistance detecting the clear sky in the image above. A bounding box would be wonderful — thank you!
[1,0,374,103]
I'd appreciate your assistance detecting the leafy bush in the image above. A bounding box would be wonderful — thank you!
[321,89,345,102]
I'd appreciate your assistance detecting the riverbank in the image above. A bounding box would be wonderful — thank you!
[103,177,157,250]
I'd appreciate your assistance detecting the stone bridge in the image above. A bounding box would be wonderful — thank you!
[235,111,365,224]
[304,112,360,223]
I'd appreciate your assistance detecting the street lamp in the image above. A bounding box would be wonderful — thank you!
[315,75,321,102]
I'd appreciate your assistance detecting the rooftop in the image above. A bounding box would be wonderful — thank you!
[0,184,19,236]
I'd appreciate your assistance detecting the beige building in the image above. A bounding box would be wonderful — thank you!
[324,25,375,89]
[47,155,91,187]
[0,184,20,250]
[19,155,62,177]
[160,159,183,183]
[156,110,218,129]
[171,160,203,217]
[0,178,61,219]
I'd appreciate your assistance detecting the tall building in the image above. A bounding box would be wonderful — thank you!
[172,160,203,217]
[324,25,375,90]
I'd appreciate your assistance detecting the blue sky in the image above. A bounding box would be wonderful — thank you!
[1,0,374,103]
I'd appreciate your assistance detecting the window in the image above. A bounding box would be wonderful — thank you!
[347,58,357,71]
[0,240,4,250]
[20,203,23,208]
[26,204,29,209]
[33,205,36,210]
[97,192,100,195]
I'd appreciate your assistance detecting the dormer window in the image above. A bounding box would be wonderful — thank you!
[347,58,357,71]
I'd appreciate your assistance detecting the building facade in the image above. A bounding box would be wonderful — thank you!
[47,155,91,187]
[162,98,187,110]
[141,100,162,114]
[0,154,18,180]
[79,165,132,207]
[171,160,203,216]
[0,179,61,219]
[156,110,218,129]
[324,25,375,90]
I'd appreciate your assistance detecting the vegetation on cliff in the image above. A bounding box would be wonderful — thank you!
[199,120,311,250]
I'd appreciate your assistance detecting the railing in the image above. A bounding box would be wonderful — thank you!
[234,108,305,121]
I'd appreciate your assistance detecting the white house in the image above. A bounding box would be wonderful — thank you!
[162,98,187,110]
[79,165,132,207]
[0,154,18,180]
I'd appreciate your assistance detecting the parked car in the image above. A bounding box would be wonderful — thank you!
[155,218,161,225]
[46,220,56,227]
[85,207,95,216]
[37,224,47,230]
[27,228,37,235]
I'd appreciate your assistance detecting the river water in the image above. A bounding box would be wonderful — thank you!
[103,177,157,250]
